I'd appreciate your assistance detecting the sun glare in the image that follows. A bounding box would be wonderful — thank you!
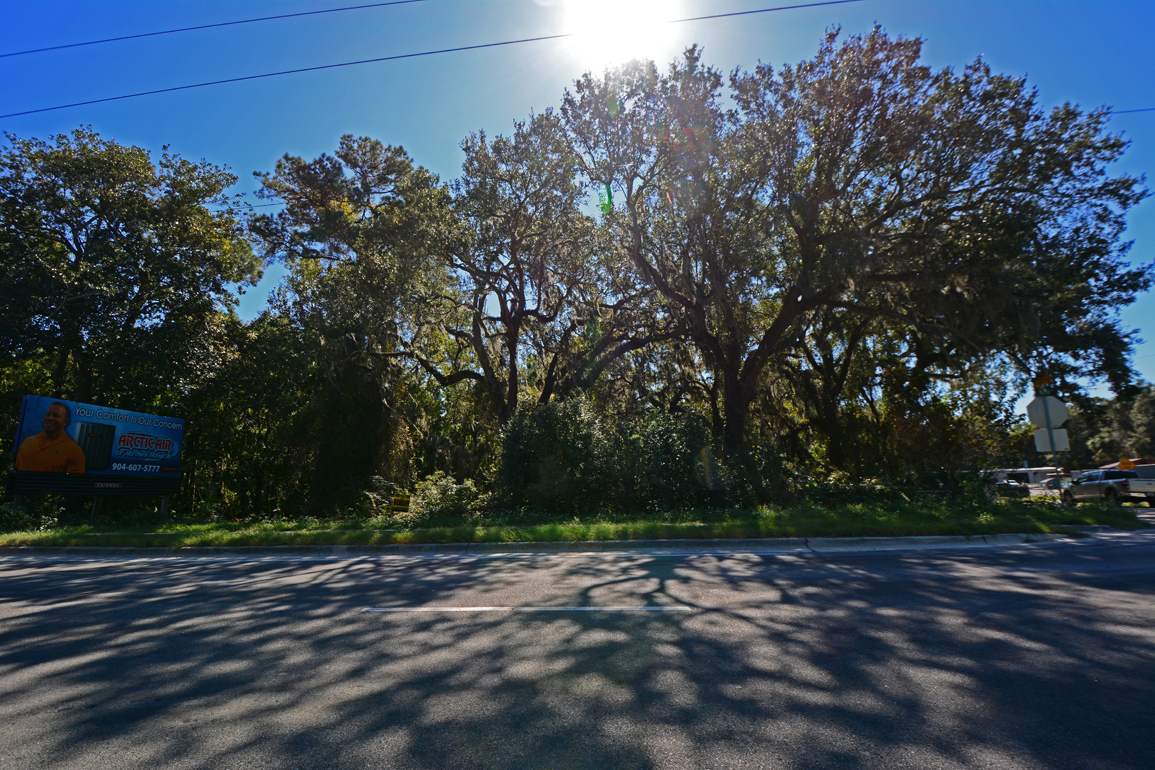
[563,0,681,69]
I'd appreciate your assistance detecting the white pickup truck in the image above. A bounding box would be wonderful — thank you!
[1063,469,1155,505]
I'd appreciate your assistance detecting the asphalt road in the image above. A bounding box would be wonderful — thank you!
[2,537,1155,770]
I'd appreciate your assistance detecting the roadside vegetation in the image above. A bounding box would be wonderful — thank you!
[1,487,1145,549]
[3,29,1152,536]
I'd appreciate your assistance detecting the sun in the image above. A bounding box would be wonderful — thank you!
[563,0,682,70]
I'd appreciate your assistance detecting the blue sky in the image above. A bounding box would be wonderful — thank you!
[3,0,1154,397]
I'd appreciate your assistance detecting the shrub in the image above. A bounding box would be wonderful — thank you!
[790,470,912,508]
[496,402,732,515]
[0,499,62,532]
[621,411,727,511]
[496,399,615,515]
[412,471,479,517]
[361,476,398,516]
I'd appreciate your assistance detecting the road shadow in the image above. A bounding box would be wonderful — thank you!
[1,543,1153,768]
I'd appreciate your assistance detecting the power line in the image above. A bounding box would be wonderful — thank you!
[1115,108,1155,114]
[0,1,425,59]
[672,0,861,24]
[0,0,866,120]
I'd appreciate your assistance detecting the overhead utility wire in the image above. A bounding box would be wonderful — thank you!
[0,0,425,59]
[0,0,865,119]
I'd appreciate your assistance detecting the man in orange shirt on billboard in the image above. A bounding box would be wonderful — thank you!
[15,402,86,473]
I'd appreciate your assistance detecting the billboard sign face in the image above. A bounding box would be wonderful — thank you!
[12,395,184,495]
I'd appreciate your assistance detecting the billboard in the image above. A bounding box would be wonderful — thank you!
[11,395,184,495]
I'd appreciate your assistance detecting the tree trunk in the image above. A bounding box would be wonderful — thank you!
[51,349,70,398]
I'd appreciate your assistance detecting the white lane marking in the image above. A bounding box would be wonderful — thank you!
[362,606,695,612]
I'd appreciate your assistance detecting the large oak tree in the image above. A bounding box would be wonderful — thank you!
[0,127,258,405]
[562,30,1148,488]
[409,111,675,426]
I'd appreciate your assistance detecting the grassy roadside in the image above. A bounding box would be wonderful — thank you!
[0,498,1147,548]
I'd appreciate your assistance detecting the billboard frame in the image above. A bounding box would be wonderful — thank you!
[11,395,184,497]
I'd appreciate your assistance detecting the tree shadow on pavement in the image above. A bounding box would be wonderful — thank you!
[1,542,1153,769]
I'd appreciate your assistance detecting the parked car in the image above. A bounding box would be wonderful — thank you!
[1063,469,1155,505]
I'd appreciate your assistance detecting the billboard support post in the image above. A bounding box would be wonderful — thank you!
[161,495,170,519]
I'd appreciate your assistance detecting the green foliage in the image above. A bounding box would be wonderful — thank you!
[412,471,480,517]
[1056,385,1155,469]
[0,498,61,532]
[409,110,659,430]
[3,31,1149,521]
[0,496,1142,547]
[360,476,398,517]
[176,312,319,519]
[497,401,730,515]
[0,356,54,468]
[619,411,728,511]
[561,28,1148,488]
[249,136,450,515]
[0,126,259,405]
[497,398,615,515]
[787,470,911,508]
